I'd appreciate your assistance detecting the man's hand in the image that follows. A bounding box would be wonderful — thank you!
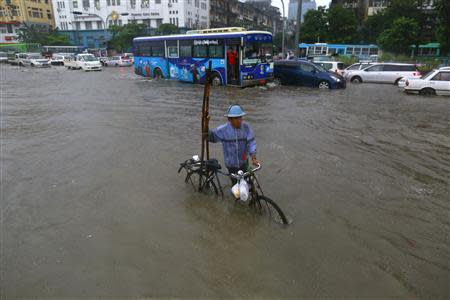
[251,155,260,166]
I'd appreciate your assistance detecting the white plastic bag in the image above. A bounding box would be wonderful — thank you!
[239,179,249,202]
[231,183,240,199]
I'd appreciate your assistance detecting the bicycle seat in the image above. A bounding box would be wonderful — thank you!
[205,159,222,171]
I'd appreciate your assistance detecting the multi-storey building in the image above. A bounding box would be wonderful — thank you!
[52,0,209,31]
[210,0,282,33]
[0,0,56,43]
[287,0,317,22]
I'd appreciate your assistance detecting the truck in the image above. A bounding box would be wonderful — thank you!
[65,53,102,71]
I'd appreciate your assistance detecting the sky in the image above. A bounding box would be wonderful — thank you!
[271,0,331,16]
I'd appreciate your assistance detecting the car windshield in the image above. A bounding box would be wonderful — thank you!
[0,53,7,57]
[82,55,98,62]
[29,55,43,59]
[314,63,328,73]
[421,71,435,79]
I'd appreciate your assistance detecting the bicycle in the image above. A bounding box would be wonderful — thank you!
[178,158,289,225]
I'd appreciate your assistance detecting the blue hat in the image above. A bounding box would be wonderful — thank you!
[224,105,246,118]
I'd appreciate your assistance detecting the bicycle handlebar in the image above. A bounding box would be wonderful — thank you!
[230,163,261,179]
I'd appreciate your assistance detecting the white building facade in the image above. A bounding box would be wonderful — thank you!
[52,0,209,31]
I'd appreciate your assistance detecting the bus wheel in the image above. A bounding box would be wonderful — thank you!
[154,68,163,79]
[211,74,222,86]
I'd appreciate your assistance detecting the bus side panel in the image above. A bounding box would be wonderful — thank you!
[134,57,168,78]
[240,62,273,84]
[193,58,226,84]
[168,58,193,82]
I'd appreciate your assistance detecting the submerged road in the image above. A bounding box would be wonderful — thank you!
[1,65,449,299]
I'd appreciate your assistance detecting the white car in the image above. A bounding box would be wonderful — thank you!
[49,54,67,66]
[104,56,132,67]
[341,62,373,77]
[314,61,345,75]
[403,68,450,96]
[345,63,421,84]
[65,54,102,71]
[0,51,8,63]
[21,53,50,67]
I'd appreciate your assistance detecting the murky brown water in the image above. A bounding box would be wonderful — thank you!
[1,64,449,299]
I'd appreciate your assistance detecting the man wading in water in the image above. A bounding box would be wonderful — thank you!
[207,105,260,183]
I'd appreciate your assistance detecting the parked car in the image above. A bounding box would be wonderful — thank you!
[49,54,66,66]
[104,56,132,67]
[123,53,134,63]
[65,53,102,71]
[314,61,345,75]
[9,52,27,65]
[341,62,373,77]
[0,51,8,63]
[21,53,50,67]
[345,63,421,84]
[274,60,346,89]
[403,67,450,96]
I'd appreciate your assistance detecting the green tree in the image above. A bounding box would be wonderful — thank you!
[108,23,147,52]
[377,17,420,55]
[435,0,450,55]
[361,12,387,44]
[326,5,358,44]
[300,6,328,43]
[17,23,70,45]
[156,23,179,35]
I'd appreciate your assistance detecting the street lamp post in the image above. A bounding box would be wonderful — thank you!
[280,0,286,58]
[294,0,303,58]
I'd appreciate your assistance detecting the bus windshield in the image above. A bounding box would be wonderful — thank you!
[243,43,272,65]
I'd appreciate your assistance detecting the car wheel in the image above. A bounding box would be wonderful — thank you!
[419,88,436,96]
[351,76,362,83]
[394,78,402,85]
[318,81,330,89]
[31,63,35,67]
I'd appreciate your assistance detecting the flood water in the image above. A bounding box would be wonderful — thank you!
[1,65,449,299]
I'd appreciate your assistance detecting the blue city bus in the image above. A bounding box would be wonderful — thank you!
[132,28,274,87]
[298,43,379,60]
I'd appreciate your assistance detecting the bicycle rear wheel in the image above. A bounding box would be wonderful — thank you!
[255,195,289,225]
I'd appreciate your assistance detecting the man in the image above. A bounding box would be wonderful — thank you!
[226,47,238,80]
[208,105,260,182]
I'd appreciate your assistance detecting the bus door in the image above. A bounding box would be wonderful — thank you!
[226,38,241,86]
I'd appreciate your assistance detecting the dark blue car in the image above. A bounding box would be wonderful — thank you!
[274,60,346,89]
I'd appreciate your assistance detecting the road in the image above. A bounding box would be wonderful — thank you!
[1,65,449,299]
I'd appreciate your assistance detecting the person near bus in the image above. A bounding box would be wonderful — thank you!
[207,105,260,183]
[227,47,238,80]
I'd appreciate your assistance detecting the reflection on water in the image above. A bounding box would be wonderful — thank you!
[2,65,449,299]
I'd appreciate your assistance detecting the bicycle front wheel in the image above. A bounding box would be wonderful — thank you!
[255,195,289,225]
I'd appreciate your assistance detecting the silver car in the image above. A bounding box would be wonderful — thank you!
[345,63,421,84]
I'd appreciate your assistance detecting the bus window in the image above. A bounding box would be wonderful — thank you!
[179,45,192,57]
[150,42,165,57]
[369,48,378,55]
[209,45,224,58]
[193,45,208,58]
[167,46,178,58]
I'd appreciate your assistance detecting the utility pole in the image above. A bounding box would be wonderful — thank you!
[280,0,286,57]
[294,0,303,58]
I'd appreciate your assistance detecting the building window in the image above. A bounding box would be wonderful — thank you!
[95,0,100,9]
[155,0,161,4]
[85,21,92,29]
[96,21,103,29]
[83,0,89,8]
[47,10,51,19]
[73,1,78,8]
